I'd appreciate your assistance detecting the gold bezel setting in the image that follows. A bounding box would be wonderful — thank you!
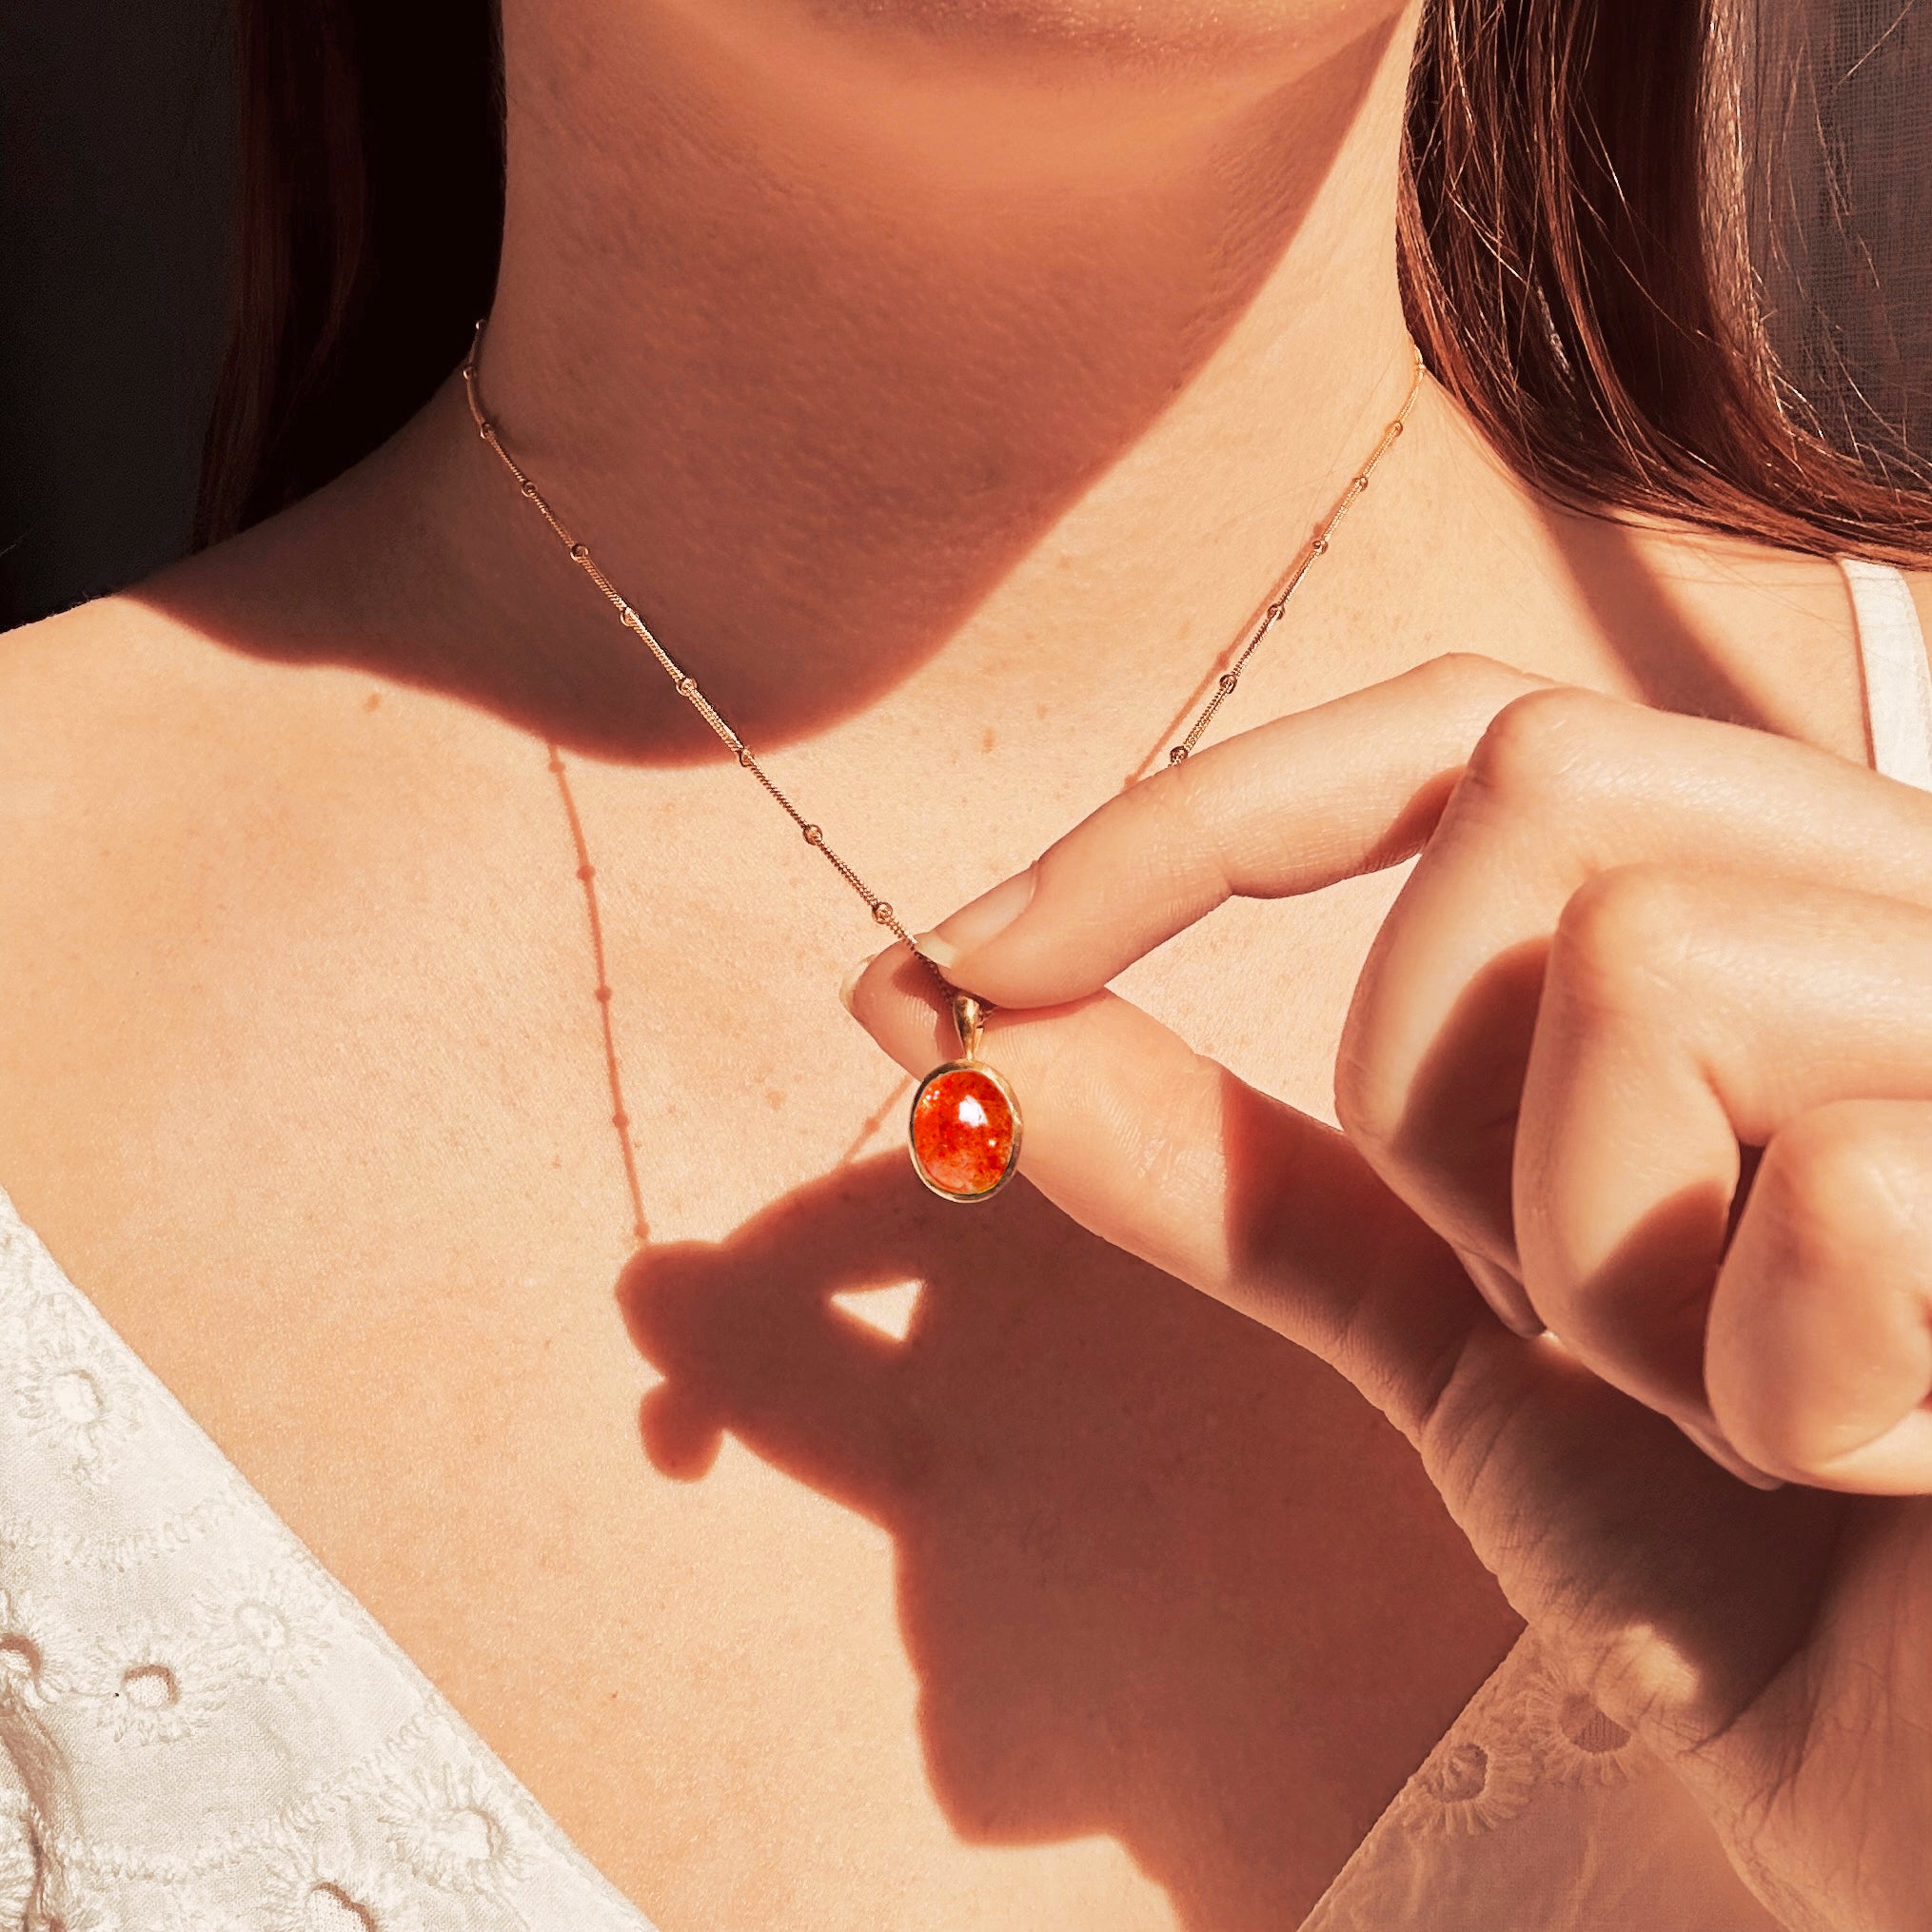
[907,1056,1023,1203]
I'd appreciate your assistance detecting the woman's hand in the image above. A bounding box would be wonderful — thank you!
[844,655,1932,1932]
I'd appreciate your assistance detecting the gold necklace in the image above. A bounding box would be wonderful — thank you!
[463,323,1422,1211]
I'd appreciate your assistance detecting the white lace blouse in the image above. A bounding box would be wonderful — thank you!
[0,560,1924,1932]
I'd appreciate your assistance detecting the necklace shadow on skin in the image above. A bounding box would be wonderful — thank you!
[615,1148,1509,1932]
[587,492,1784,1929]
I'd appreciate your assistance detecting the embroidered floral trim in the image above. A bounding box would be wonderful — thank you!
[380,1764,529,1899]
[0,1586,81,1710]
[33,1706,450,1884]
[0,1198,647,1930]
[139,1888,253,1932]
[27,1879,121,1932]
[1400,1637,1547,1839]
[261,1840,422,1932]
[82,1615,236,1747]
[1396,1632,1663,1843]
[1410,1731,1538,1836]
[192,1560,336,1690]
[0,1800,36,1926]
[0,1492,243,1576]
[1517,1658,1646,1789]
[10,1309,143,1486]
[70,1552,343,1747]
[0,1210,80,1323]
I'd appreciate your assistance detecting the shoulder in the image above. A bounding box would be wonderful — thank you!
[0,593,247,1259]
[1,586,237,763]
[0,562,546,1294]
[0,567,469,1166]
[0,584,350,928]
[0,564,365,780]
[0,587,309,1094]
[0,535,507,909]
[0,593,224,919]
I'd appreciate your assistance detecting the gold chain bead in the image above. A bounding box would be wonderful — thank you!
[462,321,1422,1002]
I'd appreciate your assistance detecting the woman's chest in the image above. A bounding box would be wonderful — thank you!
[5,773,1518,1930]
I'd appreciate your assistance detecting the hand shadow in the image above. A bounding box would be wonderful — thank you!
[619,1154,1513,1932]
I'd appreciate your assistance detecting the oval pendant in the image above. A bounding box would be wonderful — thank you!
[908,993,1021,1202]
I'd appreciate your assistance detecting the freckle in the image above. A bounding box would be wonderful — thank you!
[1035,702,1047,720]
[980,728,996,754]
[764,1089,784,1110]
[365,691,383,711]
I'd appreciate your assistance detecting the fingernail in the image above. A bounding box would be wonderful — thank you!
[1457,1250,1545,1339]
[1679,1416,1785,1491]
[839,947,886,1015]
[916,865,1036,973]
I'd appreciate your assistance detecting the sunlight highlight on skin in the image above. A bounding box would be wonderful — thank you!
[832,1278,927,1341]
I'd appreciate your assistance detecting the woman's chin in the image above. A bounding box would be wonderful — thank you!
[632,0,1406,89]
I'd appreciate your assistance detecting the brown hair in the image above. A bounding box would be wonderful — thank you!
[193,0,503,543]
[197,0,1932,563]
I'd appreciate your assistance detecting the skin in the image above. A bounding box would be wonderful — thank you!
[848,660,1932,1930]
[0,0,1922,1926]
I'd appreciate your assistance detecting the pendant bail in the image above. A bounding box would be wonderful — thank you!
[950,991,985,1063]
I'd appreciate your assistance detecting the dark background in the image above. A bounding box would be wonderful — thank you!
[0,0,232,628]
[1,2,1927,634]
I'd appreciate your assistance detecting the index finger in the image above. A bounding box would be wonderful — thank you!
[918,654,1544,1007]
[839,940,1494,1450]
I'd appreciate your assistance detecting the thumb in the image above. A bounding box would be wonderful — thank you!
[841,942,1492,1445]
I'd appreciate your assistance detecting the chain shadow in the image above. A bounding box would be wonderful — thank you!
[618,1152,1515,1931]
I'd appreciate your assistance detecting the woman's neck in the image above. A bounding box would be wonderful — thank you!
[191,3,1465,762]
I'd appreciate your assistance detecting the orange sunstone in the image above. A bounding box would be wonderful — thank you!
[910,1066,1018,1199]
[465,332,1419,1223]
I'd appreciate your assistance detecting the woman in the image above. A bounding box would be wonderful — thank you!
[0,0,1925,1926]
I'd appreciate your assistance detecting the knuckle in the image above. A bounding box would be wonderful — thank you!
[1548,864,1698,1012]
[1419,650,1538,706]
[1462,684,1604,809]
[1134,754,1216,862]
[1753,1103,1903,1262]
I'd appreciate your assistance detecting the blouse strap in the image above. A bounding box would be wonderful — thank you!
[1841,556,1932,793]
